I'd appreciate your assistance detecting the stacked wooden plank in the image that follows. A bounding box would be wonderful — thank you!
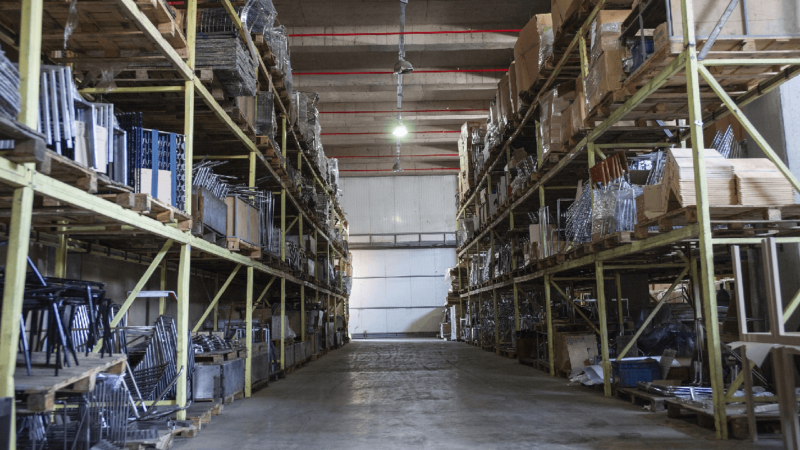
[731,159,796,205]
[663,148,736,207]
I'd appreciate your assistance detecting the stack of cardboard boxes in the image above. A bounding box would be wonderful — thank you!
[583,10,630,113]
[458,121,483,201]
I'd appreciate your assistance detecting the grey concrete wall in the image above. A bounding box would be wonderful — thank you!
[741,76,800,327]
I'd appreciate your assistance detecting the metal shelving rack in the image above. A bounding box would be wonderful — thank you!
[0,0,351,446]
[455,0,800,440]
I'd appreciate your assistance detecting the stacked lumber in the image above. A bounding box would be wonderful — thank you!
[663,148,736,207]
[731,159,796,205]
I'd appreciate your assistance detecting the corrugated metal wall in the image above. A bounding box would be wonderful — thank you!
[341,175,457,234]
[341,176,457,337]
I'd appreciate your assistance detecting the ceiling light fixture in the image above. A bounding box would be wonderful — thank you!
[392,0,411,173]
[392,122,408,137]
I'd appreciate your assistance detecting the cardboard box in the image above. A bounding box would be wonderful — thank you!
[508,61,519,115]
[551,0,579,34]
[653,22,669,52]
[510,147,529,168]
[585,48,623,111]
[589,9,630,63]
[225,197,260,245]
[560,103,574,145]
[497,73,511,130]
[668,0,798,38]
[528,224,556,245]
[554,332,598,375]
[514,14,553,96]
[571,76,588,136]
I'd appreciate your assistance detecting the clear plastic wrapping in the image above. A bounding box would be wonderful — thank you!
[195,37,257,97]
[591,181,643,237]
[538,88,570,157]
[197,0,277,34]
[63,0,79,49]
[256,90,276,137]
[539,25,554,69]
[0,49,20,120]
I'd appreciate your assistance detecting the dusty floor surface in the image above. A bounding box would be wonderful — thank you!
[173,339,780,449]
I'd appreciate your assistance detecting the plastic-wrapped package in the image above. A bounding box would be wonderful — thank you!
[0,48,20,120]
[539,25,554,70]
[591,181,643,237]
[195,37,257,97]
[588,10,628,64]
[63,0,79,49]
[538,88,570,157]
[197,0,277,34]
[256,91,276,137]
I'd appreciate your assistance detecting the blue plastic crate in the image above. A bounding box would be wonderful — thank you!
[612,359,660,387]
[631,38,655,73]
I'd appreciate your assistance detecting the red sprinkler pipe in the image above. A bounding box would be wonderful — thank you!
[340,168,460,172]
[320,109,488,114]
[294,69,506,75]
[322,130,459,136]
[335,154,459,159]
[289,30,520,37]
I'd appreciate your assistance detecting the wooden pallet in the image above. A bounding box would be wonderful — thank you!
[182,401,223,431]
[634,204,800,239]
[665,398,784,440]
[615,387,669,412]
[97,192,192,230]
[0,0,188,62]
[497,347,517,359]
[15,352,127,412]
[226,237,262,258]
[194,349,240,364]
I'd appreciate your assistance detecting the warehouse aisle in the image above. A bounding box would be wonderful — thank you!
[173,340,777,450]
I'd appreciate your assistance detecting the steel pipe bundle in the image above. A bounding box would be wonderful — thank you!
[0,48,20,120]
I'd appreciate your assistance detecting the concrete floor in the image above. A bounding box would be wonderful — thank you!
[173,339,780,449]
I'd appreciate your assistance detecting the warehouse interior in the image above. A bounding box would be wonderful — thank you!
[2,0,800,448]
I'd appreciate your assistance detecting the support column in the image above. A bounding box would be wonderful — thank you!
[160,259,168,316]
[682,0,727,438]
[175,244,191,420]
[544,274,554,376]
[183,0,196,215]
[212,273,219,331]
[493,289,499,349]
[245,266,253,397]
[615,273,623,335]
[54,233,67,278]
[0,167,35,450]
[595,262,611,397]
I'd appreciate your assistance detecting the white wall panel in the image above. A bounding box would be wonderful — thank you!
[341,175,456,235]
[349,247,455,335]
[341,176,456,336]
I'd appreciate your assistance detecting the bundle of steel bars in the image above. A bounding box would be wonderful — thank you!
[195,35,257,98]
[0,48,19,120]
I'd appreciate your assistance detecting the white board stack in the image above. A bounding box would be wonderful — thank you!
[731,159,796,205]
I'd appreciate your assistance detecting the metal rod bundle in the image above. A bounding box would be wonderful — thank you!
[118,114,186,209]
[0,47,20,121]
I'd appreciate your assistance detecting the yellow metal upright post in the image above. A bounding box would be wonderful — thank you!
[493,289,499,349]
[245,266,253,397]
[212,273,219,331]
[300,210,305,342]
[183,0,197,215]
[159,260,168,316]
[0,165,35,450]
[682,0,726,438]
[595,262,611,396]
[176,244,191,420]
[615,273,623,334]
[5,12,42,447]
[544,274,554,375]
[17,0,43,127]
[54,234,67,278]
